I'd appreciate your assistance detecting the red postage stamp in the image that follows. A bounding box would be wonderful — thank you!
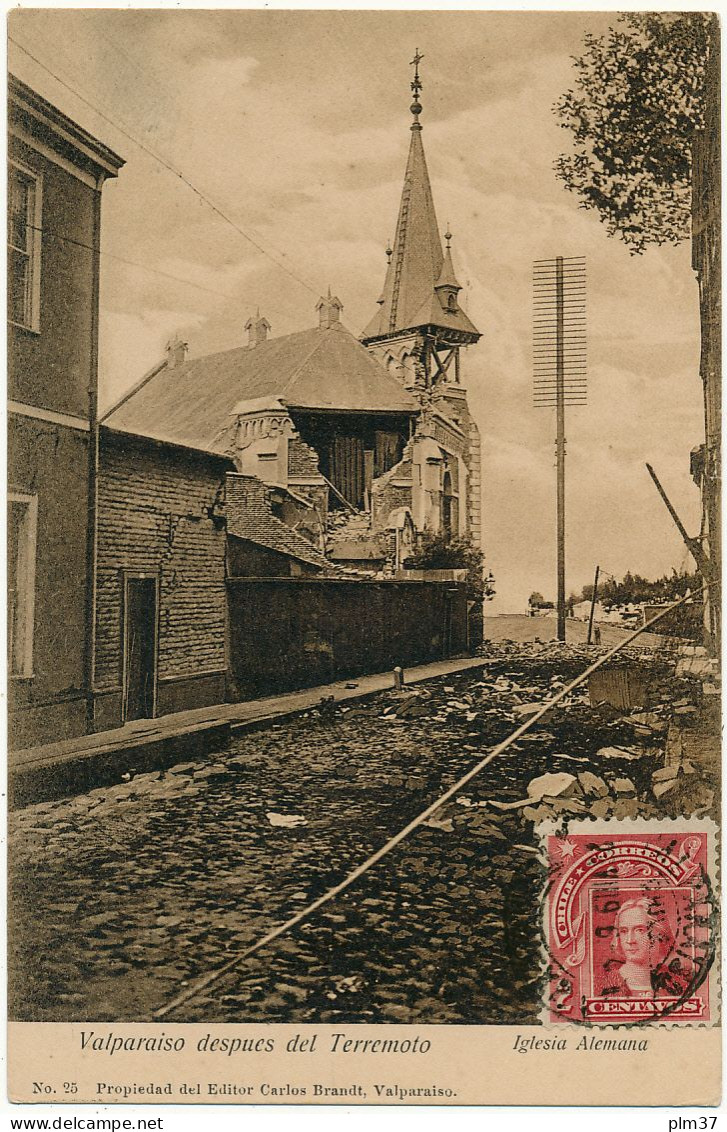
[542,820,717,1025]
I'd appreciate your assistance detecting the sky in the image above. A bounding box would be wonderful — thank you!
[8,8,705,612]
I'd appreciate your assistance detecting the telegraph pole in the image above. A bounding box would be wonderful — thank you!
[533,255,586,643]
[555,256,566,640]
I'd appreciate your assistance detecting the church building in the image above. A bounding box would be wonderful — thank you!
[102,54,483,577]
[359,51,483,556]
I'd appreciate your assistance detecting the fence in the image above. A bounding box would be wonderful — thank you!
[227,577,468,698]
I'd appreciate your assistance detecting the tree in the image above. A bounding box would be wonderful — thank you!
[528,591,545,608]
[575,568,699,606]
[554,13,709,253]
[404,534,496,602]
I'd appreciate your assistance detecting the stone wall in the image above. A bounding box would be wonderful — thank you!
[371,451,414,532]
[228,577,469,697]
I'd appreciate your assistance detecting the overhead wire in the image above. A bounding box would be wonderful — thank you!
[9,35,321,300]
[24,224,237,301]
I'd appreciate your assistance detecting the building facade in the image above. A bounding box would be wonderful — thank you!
[93,428,234,730]
[8,77,123,749]
[691,19,721,652]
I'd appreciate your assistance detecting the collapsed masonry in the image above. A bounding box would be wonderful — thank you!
[104,288,481,577]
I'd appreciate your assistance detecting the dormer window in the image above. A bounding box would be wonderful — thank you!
[447,292,457,311]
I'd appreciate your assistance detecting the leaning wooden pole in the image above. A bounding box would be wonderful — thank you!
[586,564,600,645]
[646,463,714,581]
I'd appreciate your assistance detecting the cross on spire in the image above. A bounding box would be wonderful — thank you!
[410,49,424,94]
[410,48,424,125]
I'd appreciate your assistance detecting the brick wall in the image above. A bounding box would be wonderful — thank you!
[95,431,230,699]
[288,436,321,476]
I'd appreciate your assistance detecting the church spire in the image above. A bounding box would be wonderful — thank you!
[361,53,480,344]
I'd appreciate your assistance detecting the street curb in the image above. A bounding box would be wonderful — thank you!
[9,656,490,809]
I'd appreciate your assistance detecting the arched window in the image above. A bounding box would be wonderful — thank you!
[442,470,458,539]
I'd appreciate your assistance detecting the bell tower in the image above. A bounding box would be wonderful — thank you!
[361,51,483,546]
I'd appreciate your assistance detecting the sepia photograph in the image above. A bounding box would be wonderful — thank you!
[6,6,721,1107]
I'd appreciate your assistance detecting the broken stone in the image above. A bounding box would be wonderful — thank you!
[589,798,612,818]
[625,712,668,734]
[653,779,678,800]
[546,797,588,815]
[526,772,580,802]
[577,771,609,798]
[652,765,679,784]
[612,778,637,796]
[512,703,544,720]
[611,798,640,819]
[266,812,307,828]
[424,815,454,833]
[595,746,641,762]
[521,805,550,823]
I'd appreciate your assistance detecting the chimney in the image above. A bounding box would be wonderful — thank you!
[166,335,188,369]
[316,289,343,330]
[245,313,271,348]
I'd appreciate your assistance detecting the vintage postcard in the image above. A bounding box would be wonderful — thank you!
[6,7,721,1110]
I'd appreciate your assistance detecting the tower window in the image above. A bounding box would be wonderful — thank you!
[8,162,42,332]
[448,292,457,311]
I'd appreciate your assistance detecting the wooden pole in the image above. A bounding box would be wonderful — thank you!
[556,256,566,641]
[586,564,600,645]
[645,463,713,580]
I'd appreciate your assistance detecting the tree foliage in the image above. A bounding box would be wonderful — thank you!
[574,568,700,607]
[404,534,496,601]
[554,13,710,253]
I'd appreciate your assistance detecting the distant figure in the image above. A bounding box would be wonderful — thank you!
[594,626,602,645]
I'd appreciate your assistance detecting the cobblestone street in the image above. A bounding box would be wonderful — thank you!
[10,640,693,1025]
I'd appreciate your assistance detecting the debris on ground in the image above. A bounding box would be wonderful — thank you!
[8,633,719,1027]
[266,812,308,828]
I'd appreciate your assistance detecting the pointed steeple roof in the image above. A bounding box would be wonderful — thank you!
[362,54,480,343]
[435,229,461,291]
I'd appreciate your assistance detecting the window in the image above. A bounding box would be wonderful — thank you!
[8,493,38,677]
[8,162,42,331]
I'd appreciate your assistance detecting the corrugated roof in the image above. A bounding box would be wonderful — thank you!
[103,322,417,454]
